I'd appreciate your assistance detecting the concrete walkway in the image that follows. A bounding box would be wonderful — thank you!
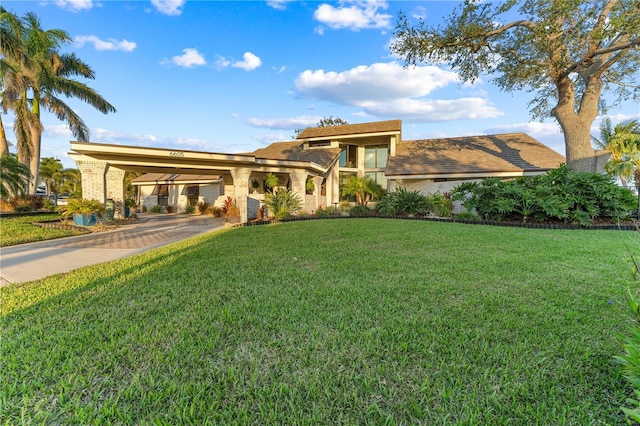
[0,214,226,286]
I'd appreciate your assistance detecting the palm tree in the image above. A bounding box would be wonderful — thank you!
[0,152,31,197]
[39,156,63,196]
[592,118,640,186]
[341,175,384,206]
[1,9,116,194]
[605,133,640,192]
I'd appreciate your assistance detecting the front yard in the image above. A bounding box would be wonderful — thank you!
[1,219,636,424]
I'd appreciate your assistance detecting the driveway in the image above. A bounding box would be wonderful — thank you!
[0,214,225,286]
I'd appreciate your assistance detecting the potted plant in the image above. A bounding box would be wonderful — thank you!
[56,198,107,226]
[124,198,136,217]
[250,178,260,194]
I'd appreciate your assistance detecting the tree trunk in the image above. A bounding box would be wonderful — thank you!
[551,76,599,172]
[0,117,9,156]
[28,124,41,195]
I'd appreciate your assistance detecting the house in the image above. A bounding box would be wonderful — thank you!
[68,119,565,220]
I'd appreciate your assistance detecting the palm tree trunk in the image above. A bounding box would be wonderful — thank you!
[28,122,41,195]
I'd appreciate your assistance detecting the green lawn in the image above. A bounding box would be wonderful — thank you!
[0,213,85,246]
[1,219,636,424]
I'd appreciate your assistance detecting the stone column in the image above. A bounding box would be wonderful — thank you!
[76,160,108,203]
[230,167,251,223]
[289,171,307,208]
[106,167,126,218]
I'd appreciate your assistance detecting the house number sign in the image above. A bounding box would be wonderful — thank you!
[169,151,184,157]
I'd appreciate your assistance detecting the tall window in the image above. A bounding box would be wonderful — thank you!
[339,145,358,168]
[365,145,388,168]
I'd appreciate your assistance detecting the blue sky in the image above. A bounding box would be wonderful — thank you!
[3,0,639,168]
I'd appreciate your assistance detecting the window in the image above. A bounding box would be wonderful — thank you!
[309,140,331,147]
[339,171,357,201]
[181,184,199,206]
[152,184,169,206]
[365,171,387,188]
[339,145,358,168]
[365,145,388,168]
[320,178,326,196]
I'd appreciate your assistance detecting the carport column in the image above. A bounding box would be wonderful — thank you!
[76,160,108,203]
[230,167,251,223]
[289,171,307,209]
[106,167,126,219]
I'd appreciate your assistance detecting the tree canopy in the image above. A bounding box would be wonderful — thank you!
[392,0,640,171]
[293,116,349,139]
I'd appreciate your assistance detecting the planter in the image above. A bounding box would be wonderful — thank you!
[125,207,130,218]
[73,213,97,226]
[225,215,241,224]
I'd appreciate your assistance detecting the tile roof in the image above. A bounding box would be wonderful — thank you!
[386,133,565,176]
[131,173,221,184]
[251,141,341,169]
[296,119,402,139]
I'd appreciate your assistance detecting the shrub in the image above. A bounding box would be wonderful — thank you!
[197,201,209,215]
[350,205,371,216]
[427,192,454,218]
[316,207,330,218]
[142,204,148,213]
[166,205,175,214]
[15,205,34,213]
[150,205,162,214]
[10,195,45,211]
[265,189,302,220]
[185,204,196,214]
[454,211,480,221]
[450,165,638,226]
[376,188,428,217]
[209,206,223,217]
[221,197,240,217]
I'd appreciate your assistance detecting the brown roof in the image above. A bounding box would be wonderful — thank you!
[131,173,221,184]
[386,133,565,177]
[297,119,402,140]
[251,141,341,168]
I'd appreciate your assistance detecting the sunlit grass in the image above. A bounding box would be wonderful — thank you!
[1,219,636,424]
[0,213,85,246]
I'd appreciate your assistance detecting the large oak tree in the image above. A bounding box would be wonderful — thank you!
[392,0,640,171]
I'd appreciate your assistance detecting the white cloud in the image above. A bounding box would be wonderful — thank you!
[216,52,262,71]
[55,0,93,12]
[411,6,427,20]
[151,0,185,16]
[232,52,262,71]
[92,128,158,144]
[163,48,206,68]
[74,35,137,52]
[246,116,322,130]
[43,124,73,138]
[294,62,503,122]
[484,122,563,138]
[266,0,294,10]
[484,122,565,155]
[272,65,287,74]
[314,0,392,32]
[296,62,459,104]
[252,133,290,145]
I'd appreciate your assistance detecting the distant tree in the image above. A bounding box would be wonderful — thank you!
[0,153,30,197]
[60,168,81,197]
[39,157,63,196]
[392,0,640,171]
[293,116,349,139]
[1,7,116,193]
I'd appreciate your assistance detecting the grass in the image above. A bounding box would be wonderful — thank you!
[1,219,637,424]
[0,213,85,246]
